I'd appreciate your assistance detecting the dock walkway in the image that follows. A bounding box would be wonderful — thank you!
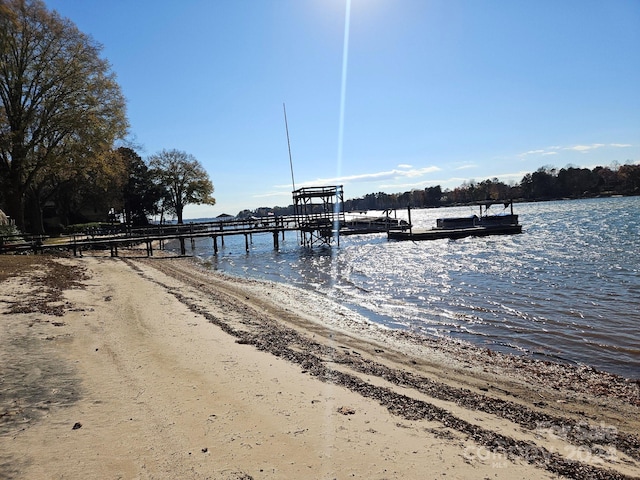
[2,214,355,257]
[67,216,299,256]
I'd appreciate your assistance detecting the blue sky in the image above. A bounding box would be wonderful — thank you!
[45,0,639,219]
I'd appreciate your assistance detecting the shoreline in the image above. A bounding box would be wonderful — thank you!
[1,253,638,479]
[185,253,639,382]
[170,232,640,380]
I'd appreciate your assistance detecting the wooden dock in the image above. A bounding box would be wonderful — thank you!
[67,216,300,256]
[2,185,403,256]
[2,201,525,255]
[2,214,351,257]
[0,233,48,254]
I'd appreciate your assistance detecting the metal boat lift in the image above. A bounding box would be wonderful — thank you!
[292,185,345,247]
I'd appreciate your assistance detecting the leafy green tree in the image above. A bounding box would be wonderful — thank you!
[0,0,128,232]
[118,147,163,225]
[149,149,215,224]
[618,164,640,195]
[24,146,127,231]
[529,167,558,199]
[424,186,442,207]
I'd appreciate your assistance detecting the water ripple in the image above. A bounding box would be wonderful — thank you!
[189,197,640,378]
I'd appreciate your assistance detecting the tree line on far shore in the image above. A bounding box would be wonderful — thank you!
[240,163,640,218]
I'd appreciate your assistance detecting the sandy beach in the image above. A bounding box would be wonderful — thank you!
[1,252,638,479]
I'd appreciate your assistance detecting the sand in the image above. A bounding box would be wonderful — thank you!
[0,252,638,479]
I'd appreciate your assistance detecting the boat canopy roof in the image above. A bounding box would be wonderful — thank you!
[476,200,513,208]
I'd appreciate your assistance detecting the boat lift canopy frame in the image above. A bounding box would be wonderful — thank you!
[292,185,345,247]
[477,200,515,217]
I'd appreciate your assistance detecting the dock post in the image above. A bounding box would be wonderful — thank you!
[179,238,186,255]
[244,234,249,252]
[273,231,279,250]
[213,235,218,254]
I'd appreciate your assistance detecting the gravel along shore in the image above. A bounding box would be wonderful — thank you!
[1,253,638,479]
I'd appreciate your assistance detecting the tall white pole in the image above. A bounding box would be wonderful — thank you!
[283,103,296,192]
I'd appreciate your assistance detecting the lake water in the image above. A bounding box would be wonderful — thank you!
[179,197,640,378]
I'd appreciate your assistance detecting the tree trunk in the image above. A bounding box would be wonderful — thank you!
[26,190,45,234]
[5,188,26,233]
[176,202,184,224]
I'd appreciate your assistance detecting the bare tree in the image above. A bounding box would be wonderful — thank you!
[0,0,128,232]
[149,149,215,224]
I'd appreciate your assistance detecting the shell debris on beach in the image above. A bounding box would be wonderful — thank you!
[0,253,638,479]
